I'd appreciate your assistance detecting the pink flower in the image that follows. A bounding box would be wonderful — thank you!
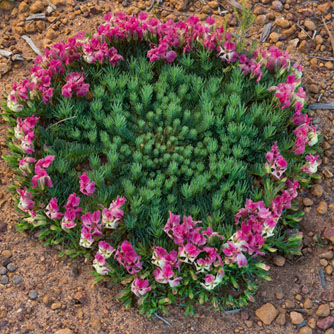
[265,141,288,179]
[45,198,63,220]
[35,155,55,169]
[61,72,90,98]
[80,227,94,248]
[153,264,182,287]
[206,17,215,25]
[98,241,115,258]
[32,166,53,189]
[152,247,178,269]
[18,156,36,175]
[81,210,102,236]
[131,277,152,297]
[61,210,77,229]
[115,241,142,274]
[102,196,126,228]
[178,243,201,263]
[65,193,81,210]
[17,187,34,212]
[93,252,109,275]
[200,271,224,290]
[79,172,96,196]
[223,241,248,267]
[302,154,320,174]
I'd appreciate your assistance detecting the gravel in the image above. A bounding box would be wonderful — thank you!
[12,275,23,285]
[28,290,38,300]
[7,263,16,272]
[0,275,9,285]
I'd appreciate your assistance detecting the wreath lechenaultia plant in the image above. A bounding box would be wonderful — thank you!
[3,12,321,315]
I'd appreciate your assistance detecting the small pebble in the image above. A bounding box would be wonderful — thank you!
[0,275,9,285]
[28,290,38,300]
[0,267,7,275]
[7,263,16,272]
[12,275,23,285]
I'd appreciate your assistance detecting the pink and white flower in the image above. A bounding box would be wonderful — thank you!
[17,187,34,212]
[93,252,109,275]
[265,141,288,179]
[115,240,142,274]
[102,196,126,228]
[45,198,63,220]
[98,241,115,258]
[131,277,152,297]
[200,271,224,290]
[79,172,95,196]
[302,154,320,174]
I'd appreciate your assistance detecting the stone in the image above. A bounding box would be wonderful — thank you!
[51,302,62,310]
[317,201,328,215]
[304,19,316,31]
[7,263,16,272]
[276,313,286,326]
[0,0,14,11]
[275,17,290,29]
[1,250,12,259]
[318,3,330,14]
[29,290,38,300]
[18,2,29,12]
[312,184,323,198]
[273,255,285,267]
[46,29,58,40]
[315,35,323,45]
[320,259,328,266]
[317,316,334,330]
[325,265,333,275]
[304,298,313,309]
[30,1,45,13]
[290,311,304,325]
[324,227,334,244]
[275,290,284,300]
[36,21,45,30]
[55,330,73,334]
[320,251,334,259]
[325,62,334,70]
[255,303,279,325]
[50,0,66,5]
[255,15,268,26]
[208,1,218,9]
[245,320,253,328]
[270,32,280,43]
[308,84,319,94]
[298,40,307,53]
[0,223,7,233]
[285,299,295,309]
[321,290,334,302]
[325,329,334,334]
[308,318,316,329]
[12,275,23,285]
[303,198,314,206]
[299,327,312,334]
[316,304,330,317]
[0,275,9,285]
[272,0,283,11]
[0,267,7,275]
[91,318,101,331]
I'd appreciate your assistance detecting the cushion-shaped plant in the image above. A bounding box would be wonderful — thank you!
[3,12,321,315]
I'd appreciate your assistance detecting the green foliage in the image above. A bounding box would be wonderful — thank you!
[32,53,295,249]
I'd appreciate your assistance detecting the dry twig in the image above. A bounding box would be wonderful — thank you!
[21,35,42,56]
[322,17,334,57]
